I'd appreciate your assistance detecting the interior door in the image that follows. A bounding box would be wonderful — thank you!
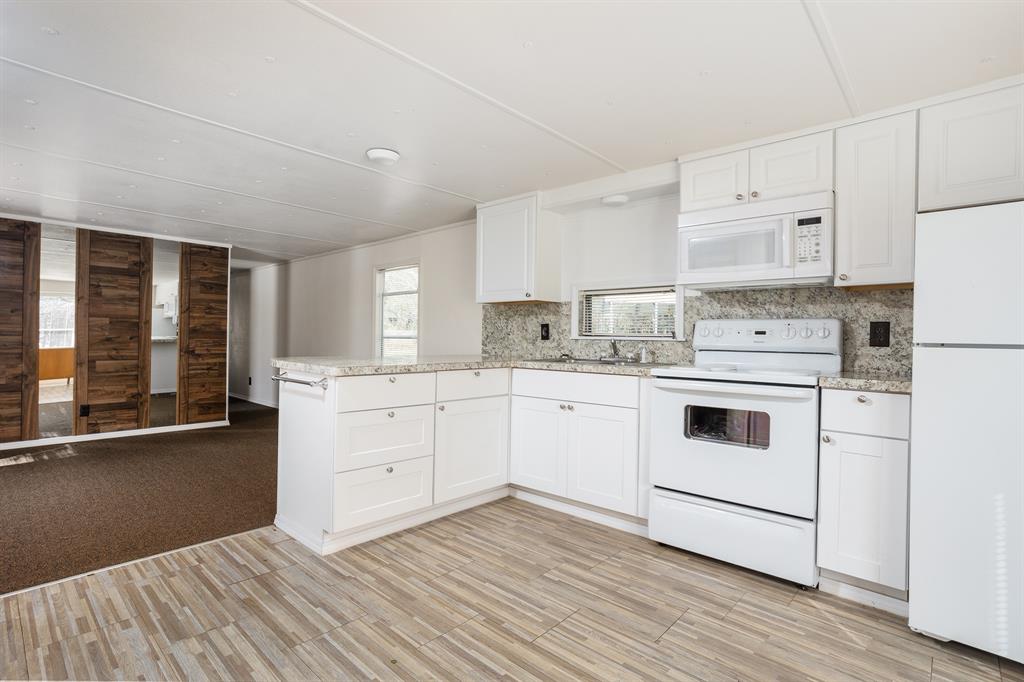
[74,230,153,434]
[177,243,229,424]
[0,219,40,442]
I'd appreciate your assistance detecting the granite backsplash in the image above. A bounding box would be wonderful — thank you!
[482,287,914,376]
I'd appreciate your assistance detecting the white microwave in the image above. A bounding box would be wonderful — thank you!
[677,192,834,290]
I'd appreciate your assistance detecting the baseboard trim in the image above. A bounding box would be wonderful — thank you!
[818,576,909,617]
[229,392,279,409]
[509,487,649,537]
[0,420,231,451]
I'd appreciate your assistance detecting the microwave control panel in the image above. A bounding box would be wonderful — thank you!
[795,216,823,264]
[793,209,832,275]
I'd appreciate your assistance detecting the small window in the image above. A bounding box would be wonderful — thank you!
[376,265,419,360]
[39,294,75,348]
[577,285,676,339]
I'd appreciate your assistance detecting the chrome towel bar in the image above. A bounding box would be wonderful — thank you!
[271,372,329,391]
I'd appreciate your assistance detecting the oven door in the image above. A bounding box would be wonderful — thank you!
[677,214,793,286]
[650,378,819,519]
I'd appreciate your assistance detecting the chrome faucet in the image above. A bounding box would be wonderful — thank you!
[610,339,619,358]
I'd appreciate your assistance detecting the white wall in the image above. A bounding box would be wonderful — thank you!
[230,220,481,407]
[560,194,679,298]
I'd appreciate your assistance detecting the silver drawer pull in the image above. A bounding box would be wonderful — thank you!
[438,405,445,411]
[856,395,869,404]
[388,376,397,383]
[386,466,394,474]
[559,404,567,410]
[473,371,481,377]
[567,404,575,411]
[387,411,395,418]
[822,434,831,443]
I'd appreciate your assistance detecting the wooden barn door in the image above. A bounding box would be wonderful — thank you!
[177,244,229,424]
[74,230,153,434]
[0,219,40,442]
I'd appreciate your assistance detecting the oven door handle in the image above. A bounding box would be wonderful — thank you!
[652,378,814,401]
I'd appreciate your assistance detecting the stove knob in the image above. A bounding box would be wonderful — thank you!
[700,326,710,337]
[817,326,831,339]
[781,327,797,340]
[800,327,814,339]
[713,327,725,338]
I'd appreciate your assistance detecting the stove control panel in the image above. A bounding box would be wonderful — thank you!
[693,318,842,353]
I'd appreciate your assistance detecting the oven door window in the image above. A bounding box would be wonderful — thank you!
[685,405,770,449]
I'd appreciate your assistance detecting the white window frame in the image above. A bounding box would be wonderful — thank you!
[373,260,421,359]
[570,279,686,341]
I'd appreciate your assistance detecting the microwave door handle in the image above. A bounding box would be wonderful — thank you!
[781,217,793,268]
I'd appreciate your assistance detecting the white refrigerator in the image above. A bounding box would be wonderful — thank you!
[909,201,1024,662]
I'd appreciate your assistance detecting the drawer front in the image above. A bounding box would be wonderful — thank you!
[821,389,910,439]
[335,405,435,473]
[336,372,436,412]
[437,368,510,402]
[332,456,433,531]
[511,369,639,408]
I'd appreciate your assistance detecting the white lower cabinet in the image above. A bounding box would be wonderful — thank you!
[510,396,566,495]
[434,395,509,504]
[332,455,434,532]
[566,402,638,515]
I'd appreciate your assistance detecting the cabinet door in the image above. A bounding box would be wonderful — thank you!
[476,195,535,303]
[566,402,638,515]
[749,131,834,202]
[509,396,566,495]
[679,150,750,212]
[835,112,917,286]
[919,85,1024,211]
[435,396,509,504]
[817,431,909,590]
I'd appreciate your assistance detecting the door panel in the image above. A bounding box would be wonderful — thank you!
[509,395,566,495]
[177,244,229,424]
[0,219,40,442]
[749,131,833,201]
[435,396,509,503]
[566,402,638,515]
[74,230,153,434]
[476,195,535,302]
[679,150,749,212]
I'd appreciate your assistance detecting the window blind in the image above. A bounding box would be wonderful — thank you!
[578,286,676,338]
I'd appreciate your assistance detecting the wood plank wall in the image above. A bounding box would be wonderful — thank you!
[0,219,40,442]
[177,244,229,424]
[73,230,154,434]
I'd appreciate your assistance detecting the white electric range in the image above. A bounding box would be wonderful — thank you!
[648,318,842,586]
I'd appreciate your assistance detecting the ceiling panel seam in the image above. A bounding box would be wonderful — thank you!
[0,186,358,249]
[801,0,861,116]
[1,57,483,203]
[1,141,418,232]
[288,0,629,173]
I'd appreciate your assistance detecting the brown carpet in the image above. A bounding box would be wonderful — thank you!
[0,399,277,594]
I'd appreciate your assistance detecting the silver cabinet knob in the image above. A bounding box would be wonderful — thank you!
[735,193,744,201]
[559,404,567,410]
[438,405,445,411]
[473,371,481,377]
[525,292,532,298]
[751,191,759,198]
[388,376,397,383]
[857,395,869,404]
[567,404,575,411]
[822,434,831,443]
[386,466,394,474]
[838,274,849,281]
[387,411,395,418]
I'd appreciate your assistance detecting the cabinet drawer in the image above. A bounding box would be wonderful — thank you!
[336,373,436,412]
[821,389,910,439]
[437,368,510,402]
[332,456,433,532]
[335,405,435,473]
[511,369,639,408]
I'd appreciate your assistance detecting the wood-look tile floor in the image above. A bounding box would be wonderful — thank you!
[2,497,1020,681]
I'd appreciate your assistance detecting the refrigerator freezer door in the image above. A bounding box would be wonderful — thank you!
[914,202,1024,346]
[909,346,1024,662]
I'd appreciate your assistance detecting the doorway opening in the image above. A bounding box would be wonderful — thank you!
[37,225,77,438]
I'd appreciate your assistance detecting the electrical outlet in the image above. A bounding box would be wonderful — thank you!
[540,323,550,341]
[869,321,891,347]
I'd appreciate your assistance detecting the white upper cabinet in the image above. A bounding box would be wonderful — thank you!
[679,132,833,213]
[835,112,917,286]
[679,150,750,212]
[476,193,561,303]
[748,131,834,202]
[919,85,1024,211]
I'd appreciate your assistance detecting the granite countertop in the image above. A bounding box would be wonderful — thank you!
[151,336,178,343]
[271,354,670,378]
[818,372,912,394]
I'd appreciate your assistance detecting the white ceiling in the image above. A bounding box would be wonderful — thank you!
[39,223,180,285]
[1,1,1021,266]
